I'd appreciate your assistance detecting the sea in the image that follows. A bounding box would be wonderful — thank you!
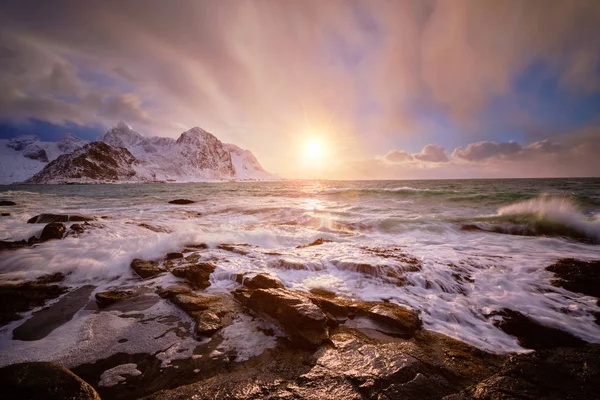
[0,178,599,366]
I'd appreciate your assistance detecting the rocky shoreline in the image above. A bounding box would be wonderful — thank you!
[0,206,599,399]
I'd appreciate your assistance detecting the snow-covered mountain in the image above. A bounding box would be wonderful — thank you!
[26,142,138,184]
[97,122,273,182]
[0,135,87,184]
[3,122,275,184]
[224,143,273,180]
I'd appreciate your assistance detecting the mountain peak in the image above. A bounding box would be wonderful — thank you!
[101,122,144,148]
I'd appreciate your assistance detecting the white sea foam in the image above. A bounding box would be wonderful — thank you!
[1,181,599,359]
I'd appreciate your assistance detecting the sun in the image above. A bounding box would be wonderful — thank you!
[301,137,328,167]
[304,138,323,160]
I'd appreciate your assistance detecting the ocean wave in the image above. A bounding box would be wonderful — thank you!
[320,186,452,196]
[464,196,600,243]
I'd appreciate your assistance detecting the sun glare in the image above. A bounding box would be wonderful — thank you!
[303,138,323,161]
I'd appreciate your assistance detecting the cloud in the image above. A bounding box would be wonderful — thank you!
[384,150,413,163]
[413,144,449,163]
[0,1,599,177]
[452,141,522,161]
[99,93,150,124]
[362,129,600,180]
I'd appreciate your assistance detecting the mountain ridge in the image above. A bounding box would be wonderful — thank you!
[1,122,275,184]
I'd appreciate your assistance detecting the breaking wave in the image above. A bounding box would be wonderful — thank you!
[465,196,600,243]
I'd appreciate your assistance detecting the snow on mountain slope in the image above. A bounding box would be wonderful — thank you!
[1,122,274,184]
[99,122,272,181]
[0,135,87,184]
[224,143,276,180]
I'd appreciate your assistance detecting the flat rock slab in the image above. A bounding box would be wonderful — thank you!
[235,288,329,349]
[493,308,586,350]
[13,285,95,341]
[27,214,95,223]
[0,280,67,327]
[0,362,100,400]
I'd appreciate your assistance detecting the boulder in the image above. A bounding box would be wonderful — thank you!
[165,252,184,260]
[0,200,16,206]
[445,344,600,400]
[40,222,66,241]
[95,290,135,308]
[27,214,95,224]
[239,273,284,290]
[493,309,586,350]
[1,212,10,216]
[168,199,195,205]
[296,238,332,248]
[158,287,240,337]
[359,303,422,337]
[235,288,329,348]
[170,262,215,289]
[546,258,600,298]
[130,259,165,279]
[0,362,100,400]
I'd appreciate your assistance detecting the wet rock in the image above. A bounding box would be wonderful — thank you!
[0,239,29,251]
[131,259,165,279]
[69,223,86,234]
[309,287,337,298]
[359,303,422,337]
[239,273,284,290]
[165,252,184,260]
[195,312,223,336]
[0,362,100,400]
[493,309,586,350]
[182,211,203,218]
[95,290,135,308]
[168,199,195,205]
[159,287,240,337]
[35,272,66,284]
[217,243,253,255]
[1,212,10,216]
[0,200,17,206]
[27,213,95,223]
[273,257,322,271]
[184,253,201,263]
[296,238,332,248]
[546,258,600,298]
[137,223,172,233]
[170,262,215,289]
[13,285,95,341]
[66,222,104,237]
[184,243,209,250]
[445,344,600,400]
[145,326,503,400]
[331,259,412,284]
[40,222,66,241]
[0,280,67,327]
[303,327,503,400]
[235,288,329,349]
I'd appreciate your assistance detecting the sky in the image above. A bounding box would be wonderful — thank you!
[0,0,599,179]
